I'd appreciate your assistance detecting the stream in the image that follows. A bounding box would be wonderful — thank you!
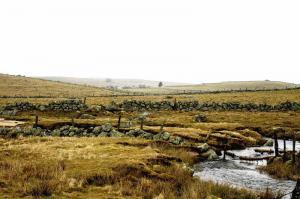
[194,139,299,199]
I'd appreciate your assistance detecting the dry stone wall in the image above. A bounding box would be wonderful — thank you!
[1,100,87,113]
[1,99,300,114]
[120,100,300,112]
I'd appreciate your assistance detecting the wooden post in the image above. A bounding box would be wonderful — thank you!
[83,97,87,105]
[140,118,144,130]
[223,144,227,161]
[71,117,75,126]
[293,133,296,164]
[292,179,300,199]
[173,98,177,110]
[283,135,287,159]
[222,136,228,161]
[117,113,122,131]
[34,115,39,127]
[274,131,279,157]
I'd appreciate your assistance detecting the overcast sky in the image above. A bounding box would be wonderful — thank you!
[0,0,299,84]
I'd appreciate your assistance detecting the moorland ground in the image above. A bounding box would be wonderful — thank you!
[1,136,274,199]
[0,74,121,98]
[0,74,299,198]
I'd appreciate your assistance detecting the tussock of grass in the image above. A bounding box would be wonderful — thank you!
[238,129,262,140]
[0,158,65,197]
[183,179,259,199]
[259,161,300,180]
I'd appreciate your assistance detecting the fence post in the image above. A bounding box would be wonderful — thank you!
[223,144,227,161]
[71,117,75,126]
[273,129,279,157]
[293,133,296,164]
[34,115,39,127]
[140,118,144,130]
[292,179,300,199]
[222,136,228,161]
[117,113,122,131]
[174,98,177,110]
[283,134,287,160]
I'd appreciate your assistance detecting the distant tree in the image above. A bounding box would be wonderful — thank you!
[138,84,146,88]
[105,78,112,83]
[122,86,132,89]
[158,82,163,87]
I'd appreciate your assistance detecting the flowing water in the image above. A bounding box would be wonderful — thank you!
[194,139,299,199]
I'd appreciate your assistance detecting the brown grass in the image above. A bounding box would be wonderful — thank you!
[119,81,299,94]
[3,110,267,148]
[0,137,274,199]
[1,86,300,106]
[5,109,299,144]
[168,81,298,91]
[259,161,300,180]
[0,74,120,98]
[53,88,300,105]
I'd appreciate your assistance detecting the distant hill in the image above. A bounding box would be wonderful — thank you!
[38,77,299,95]
[118,80,300,94]
[38,76,188,89]
[169,81,299,91]
[0,74,120,97]
[2,74,298,97]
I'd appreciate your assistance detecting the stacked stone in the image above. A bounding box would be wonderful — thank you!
[46,100,87,111]
[0,125,184,145]
[3,102,37,111]
[118,100,300,112]
[0,99,88,113]
[0,126,221,161]
[1,100,300,113]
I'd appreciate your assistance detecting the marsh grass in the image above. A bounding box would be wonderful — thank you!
[0,158,65,197]
[0,137,276,198]
[259,161,300,180]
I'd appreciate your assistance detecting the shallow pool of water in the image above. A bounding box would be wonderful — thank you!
[0,118,25,127]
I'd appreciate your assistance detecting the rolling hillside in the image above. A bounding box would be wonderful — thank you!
[122,80,299,94]
[169,81,299,91]
[0,74,120,97]
[1,73,299,100]
[38,76,188,89]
